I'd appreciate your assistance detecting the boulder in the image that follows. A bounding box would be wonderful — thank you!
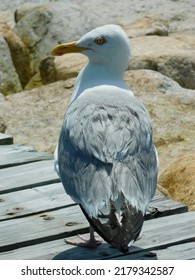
[14,3,44,23]
[129,35,195,89]
[123,16,169,37]
[159,153,195,210]
[39,54,87,84]
[125,69,195,103]
[0,10,15,28]
[23,51,87,90]
[13,2,104,72]
[0,80,73,151]
[24,72,43,90]
[0,20,32,88]
[0,34,22,95]
[124,69,195,173]
[25,53,86,89]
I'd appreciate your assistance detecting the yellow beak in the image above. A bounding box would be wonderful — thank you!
[51,41,88,56]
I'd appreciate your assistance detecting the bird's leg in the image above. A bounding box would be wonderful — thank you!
[65,225,102,248]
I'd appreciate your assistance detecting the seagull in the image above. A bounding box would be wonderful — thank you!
[51,24,158,253]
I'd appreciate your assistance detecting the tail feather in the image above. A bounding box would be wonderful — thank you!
[80,201,144,253]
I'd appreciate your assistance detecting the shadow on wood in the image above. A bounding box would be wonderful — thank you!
[52,243,158,260]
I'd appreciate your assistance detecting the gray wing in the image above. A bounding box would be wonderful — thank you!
[58,88,158,219]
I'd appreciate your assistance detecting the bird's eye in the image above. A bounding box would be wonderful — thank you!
[94,37,106,45]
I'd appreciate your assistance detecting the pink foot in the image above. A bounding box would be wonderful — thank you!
[65,234,102,248]
[65,226,102,248]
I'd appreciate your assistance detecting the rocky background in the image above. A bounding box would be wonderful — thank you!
[0,0,194,210]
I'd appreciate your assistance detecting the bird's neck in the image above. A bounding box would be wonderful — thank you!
[71,62,128,102]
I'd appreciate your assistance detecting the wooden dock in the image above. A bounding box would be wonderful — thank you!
[0,133,194,260]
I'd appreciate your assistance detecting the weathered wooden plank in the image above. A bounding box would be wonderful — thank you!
[0,144,35,154]
[0,188,187,222]
[0,183,74,221]
[0,133,13,145]
[154,242,195,260]
[147,194,188,218]
[126,242,195,260]
[0,205,88,253]
[112,242,195,260]
[0,160,59,194]
[0,145,53,168]
[0,211,194,260]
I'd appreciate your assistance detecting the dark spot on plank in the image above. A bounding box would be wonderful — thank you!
[43,216,55,221]
[65,222,78,226]
[144,251,157,257]
[7,212,16,216]
[13,207,23,211]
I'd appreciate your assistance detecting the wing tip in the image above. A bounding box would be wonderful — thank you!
[80,201,144,253]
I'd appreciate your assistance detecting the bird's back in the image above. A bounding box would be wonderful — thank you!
[58,85,158,252]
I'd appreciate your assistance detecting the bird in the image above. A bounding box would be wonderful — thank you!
[51,24,158,253]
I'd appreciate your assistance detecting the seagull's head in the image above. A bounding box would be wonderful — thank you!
[51,24,131,72]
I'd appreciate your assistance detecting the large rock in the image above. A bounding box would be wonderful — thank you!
[13,2,104,73]
[0,20,32,88]
[129,35,195,89]
[123,16,169,37]
[159,153,195,210]
[125,69,195,103]
[0,10,15,28]
[25,53,86,90]
[124,69,195,173]
[0,34,22,95]
[39,54,87,85]
[0,80,73,151]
